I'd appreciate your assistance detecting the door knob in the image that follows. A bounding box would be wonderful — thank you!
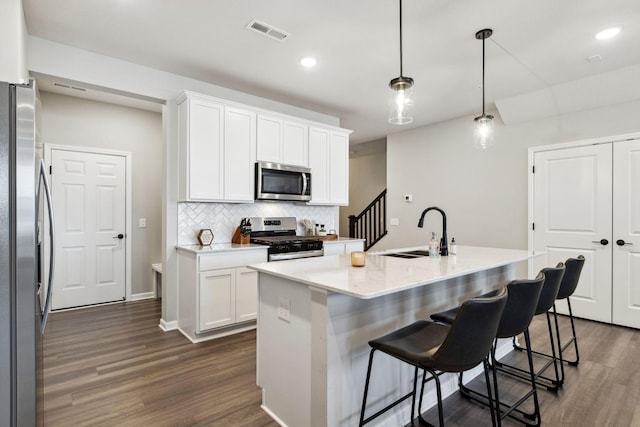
[616,239,633,246]
[591,239,608,246]
[113,233,125,240]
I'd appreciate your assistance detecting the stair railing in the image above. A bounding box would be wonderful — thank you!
[348,189,387,251]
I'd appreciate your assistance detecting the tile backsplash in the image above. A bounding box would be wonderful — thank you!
[178,201,340,245]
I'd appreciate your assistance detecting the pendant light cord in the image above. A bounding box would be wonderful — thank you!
[399,0,404,77]
[482,36,485,116]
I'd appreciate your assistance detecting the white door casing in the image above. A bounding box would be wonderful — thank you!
[532,144,613,323]
[47,146,130,310]
[612,139,640,328]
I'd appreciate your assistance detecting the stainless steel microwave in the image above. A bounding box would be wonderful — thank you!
[255,162,312,202]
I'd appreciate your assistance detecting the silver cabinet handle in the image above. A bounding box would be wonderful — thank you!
[113,233,125,240]
[592,239,609,246]
[616,239,633,246]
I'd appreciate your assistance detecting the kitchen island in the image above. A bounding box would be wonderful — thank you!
[249,246,538,427]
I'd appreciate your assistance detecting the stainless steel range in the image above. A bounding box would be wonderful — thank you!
[248,217,323,261]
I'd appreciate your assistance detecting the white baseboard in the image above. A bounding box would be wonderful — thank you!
[159,319,178,331]
[131,292,155,301]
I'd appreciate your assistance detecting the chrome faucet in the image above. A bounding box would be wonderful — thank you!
[417,206,448,256]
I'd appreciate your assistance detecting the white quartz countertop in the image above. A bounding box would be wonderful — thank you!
[248,245,539,299]
[176,243,268,254]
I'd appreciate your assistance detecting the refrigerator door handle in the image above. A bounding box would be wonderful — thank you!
[38,159,55,334]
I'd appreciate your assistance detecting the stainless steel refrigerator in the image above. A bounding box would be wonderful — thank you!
[0,80,54,427]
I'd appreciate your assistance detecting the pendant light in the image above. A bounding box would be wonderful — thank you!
[474,28,494,149]
[388,0,414,125]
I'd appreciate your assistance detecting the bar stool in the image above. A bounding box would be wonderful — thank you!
[359,288,508,427]
[515,256,585,379]
[430,274,545,426]
[498,263,565,392]
[551,255,585,366]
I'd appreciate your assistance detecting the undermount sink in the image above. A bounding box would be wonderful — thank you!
[380,249,430,258]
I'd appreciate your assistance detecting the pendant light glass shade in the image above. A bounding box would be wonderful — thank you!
[474,113,494,149]
[388,0,414,125]
[389,76,414,125]
[474,28,494,148]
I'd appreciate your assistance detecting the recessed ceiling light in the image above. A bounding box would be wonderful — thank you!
[595,27,621,40]
[300,57,317,67]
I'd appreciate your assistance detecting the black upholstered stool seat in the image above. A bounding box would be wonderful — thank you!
[359,288,508,427]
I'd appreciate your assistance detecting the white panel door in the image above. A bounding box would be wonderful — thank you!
[51,149,126,310]
[612,139,640,328]
[224,107,255,202]
[533,144,612,322]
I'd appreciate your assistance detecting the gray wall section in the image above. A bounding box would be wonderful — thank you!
[39,91,163,296]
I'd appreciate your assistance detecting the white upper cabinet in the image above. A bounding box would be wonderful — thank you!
[178,90,349,206]
[257,114,309,167]
[224,107,257,202]
[309,126,350,206]
[178,92,255,202]
[282,121,308,166]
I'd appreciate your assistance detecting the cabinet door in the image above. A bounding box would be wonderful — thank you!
[532,144,613,323]
[323,243,345,256]
[236,267,258,322]
[329,131,349,205]
[257,114,283,163]
[199,269,235,331]
[187,99,224,200]
[612,139,640,329]
[283,121,308,166]
[309,127,330,204]
[225,107,256,202]
[344,241,364,253]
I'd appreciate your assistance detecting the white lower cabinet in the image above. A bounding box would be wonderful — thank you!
[323,240,364,256]
[235,267,259,322]
[199,268,235,331]
[178,248,267,342]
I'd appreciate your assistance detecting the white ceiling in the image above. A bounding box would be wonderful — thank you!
[23,0,640,144]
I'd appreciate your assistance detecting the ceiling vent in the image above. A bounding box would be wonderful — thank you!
[246,19,289,42]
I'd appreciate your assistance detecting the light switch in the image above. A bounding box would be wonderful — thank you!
[139,218,147,228]
[390,218,399,226]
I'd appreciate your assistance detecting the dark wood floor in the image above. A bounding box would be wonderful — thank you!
[44,300,640,426]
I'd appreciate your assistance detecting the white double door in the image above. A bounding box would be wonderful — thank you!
[50,148,127,310]
[531,138,640,328]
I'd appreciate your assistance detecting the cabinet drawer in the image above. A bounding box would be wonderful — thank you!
[199,250,267,271]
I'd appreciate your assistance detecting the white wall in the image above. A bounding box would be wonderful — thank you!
[39,91,163,296]
[380,100,640,252]
[340,139,387,237]
[0,0,28,83]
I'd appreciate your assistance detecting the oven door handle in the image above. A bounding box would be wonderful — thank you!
[269,249,324,261]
